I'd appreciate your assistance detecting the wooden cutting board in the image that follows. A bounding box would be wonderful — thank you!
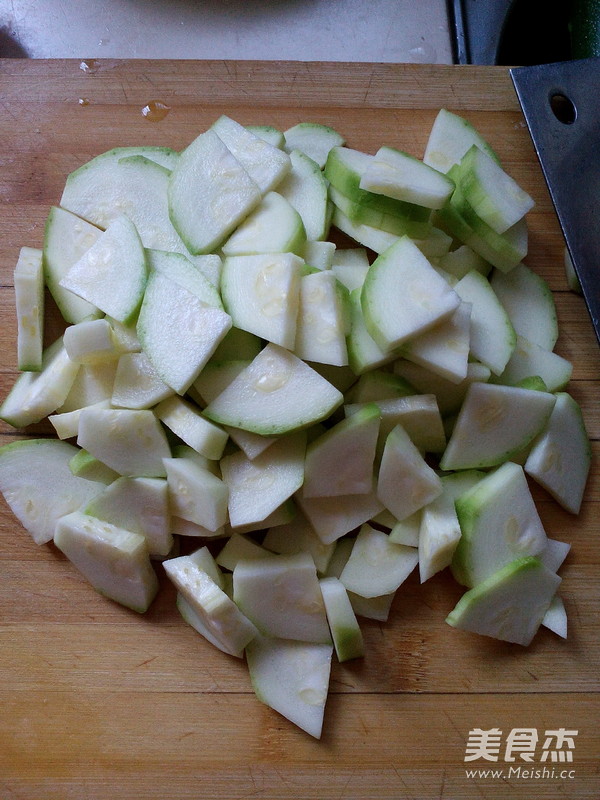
[0,60,598,800]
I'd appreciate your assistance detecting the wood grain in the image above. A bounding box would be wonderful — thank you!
[0,60,599,800]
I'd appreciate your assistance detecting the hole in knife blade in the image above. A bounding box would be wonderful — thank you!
[549,93,577,124]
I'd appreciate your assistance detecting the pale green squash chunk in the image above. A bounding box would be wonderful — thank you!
[419,470,484,583]
[171,444,220,475]
[339,524,418,598]
[84,476,172,558]
[438,244,491,280]
[302,240,336,269]
[60,148,177,231]
[344,370,414,405]
[233,552,331,643]
[277,149,330,241]
[49,399,112,440]
[525,392,592,514]
[434,199,524,273]
[284,122,345,169]
[303,403,380,498]
[361,235,460,352]
[188,545,226,588]
[329,186,432,239]
[331,249,369,288]
[177,592,248,657]
[332,247,370,270]
[412,225,453,260]
[137,271,232,394]
[60,153,215,281]
[203,343,343,435]
[516,375,549,392]
[325,146,431,219]
[145,249,223,309]
[388,509,422,547]
[446,556,560,646]
[360,146,454,209]
[319,577,364,662]
[57,360,117,413]
[295,484,384,545]
[69,449,120,484]
[331,206,400,255]
[59,215,147,324]
[111,352,173,410]
[228,500,295,535]
[14,246,44,371]
[399,301,472,384]
[172,516,225,540]
[192,359,250,404]
[394,359,491,418]
[163,457,228,532]
[107,317,140,354]
[216,533,276,572]
[225,428,278,462]
[43,206,103,323]
[376,424,443,521]
[493,335,572,392]
[0,337,80,429]
[538,538,571,573]
[54,510,159,613]
[348,591,396,622]
[295,269,349,367]
[221,191,306,256]
[457,145,535,234]
[490,263,558,350]
[542,594,567,638]
[368,508,396,529]
[450,184,529,269]
[168,129,262,255]
[191,359,277,460]
[70,145,179,174]
[63,319,121,365]
[423,108,501,174]
[212,115,291,193]
[346,394,446,455]
[323,536,354,578]
[246,124,285,149]
[308,362,357,394]
[346,288,397,375]
[323,537,396,621]
[451,462,548,588]
[246,633,333,739]
[210,327,262,363]
[453,269,516,375]
[0,439,103,545]
[220,431,306,529]
[155,396,228,461]
[220,253,302,350]
[77,407,171,478]
[440,382,556,470]
[262,513,335,575]
[165,554,258,657]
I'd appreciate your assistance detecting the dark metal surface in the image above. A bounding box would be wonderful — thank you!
[446,0,513,64]
[446,0,470,64]
[446,0,573,65]
[510,58,600,344]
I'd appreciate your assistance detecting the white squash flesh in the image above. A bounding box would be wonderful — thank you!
[0,439,103,545]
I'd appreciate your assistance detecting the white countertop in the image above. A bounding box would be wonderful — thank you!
[2,0,453,63]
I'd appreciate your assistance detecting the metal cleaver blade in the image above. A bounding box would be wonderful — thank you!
[510,57,600,345]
